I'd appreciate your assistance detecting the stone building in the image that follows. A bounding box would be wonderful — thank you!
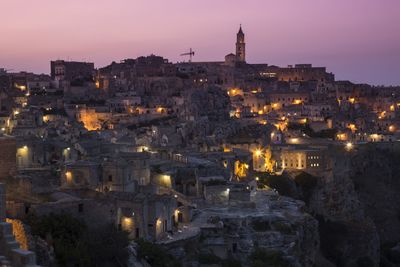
[274,145,328,173]
[0,183,39,266]
[50,60,94,82]
[0,135,16,180]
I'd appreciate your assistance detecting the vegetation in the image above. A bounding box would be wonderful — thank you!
[271,221,293,235]
[248,248,290,267]
[255,172,297,197]
[25,213,129,267]
[264,146,275,173]
[136,239,181,267]
[251,219,271,232]
[288,122,337,139]
[204,179,227,186]
[198,252,221,264]
[127,115,177,130]
[316,215,348,266]
[198,252,241,267]
[294,172,318,204]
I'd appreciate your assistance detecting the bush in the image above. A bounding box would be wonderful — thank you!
[25,213,129,267]
[137,239,181,267]
[222,258,242,267]
[288,122,337,139]
[294,172,318,204]
[271,221,293,235]
[198,252,221,264]
[249,248,290,267]
[262,174,297,197]
[251,220,271,232]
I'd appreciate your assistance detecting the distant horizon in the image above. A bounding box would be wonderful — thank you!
[1,0,400,86]
[5,55,400,87]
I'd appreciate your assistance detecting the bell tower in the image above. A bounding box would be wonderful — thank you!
[236,25,246,62]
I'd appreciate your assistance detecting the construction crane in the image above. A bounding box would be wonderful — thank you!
[180,48,195,62]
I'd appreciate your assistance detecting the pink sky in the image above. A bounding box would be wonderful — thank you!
[1,0,400,85]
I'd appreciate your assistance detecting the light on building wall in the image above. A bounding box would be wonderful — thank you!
[1,128,5,131]
[345,142,353,150]
[255,177,259,181]
[254,149,262,157]
[65,171,73,183]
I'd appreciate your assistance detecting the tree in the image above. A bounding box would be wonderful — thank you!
[264,146,275,173]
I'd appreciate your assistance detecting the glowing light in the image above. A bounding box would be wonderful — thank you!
[390,105,395,111]
[255,177,259,181]
[254,149,262,157]
[156,107,165,113]
[292,99,302,105]
[347,123,357,133]
[345,142,353,150]
[65,171,73,183]
[336,133,346,141]
[349,98,355,104]
[299,118,307,124]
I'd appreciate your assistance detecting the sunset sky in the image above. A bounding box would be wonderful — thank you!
[1,0,400,85]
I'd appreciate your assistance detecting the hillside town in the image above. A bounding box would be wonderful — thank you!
[1,26,400,267]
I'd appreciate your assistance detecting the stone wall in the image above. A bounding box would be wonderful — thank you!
[0,183,40,267]
[5,219,29,250]
[0,136,16,180]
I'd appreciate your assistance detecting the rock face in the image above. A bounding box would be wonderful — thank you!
[287,144,400,267]
[185,192,319,267]
[349,144,400,244]
[184,86,230,122]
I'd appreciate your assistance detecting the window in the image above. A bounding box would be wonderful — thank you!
[78,203,83,213]
[108,175,113,182]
